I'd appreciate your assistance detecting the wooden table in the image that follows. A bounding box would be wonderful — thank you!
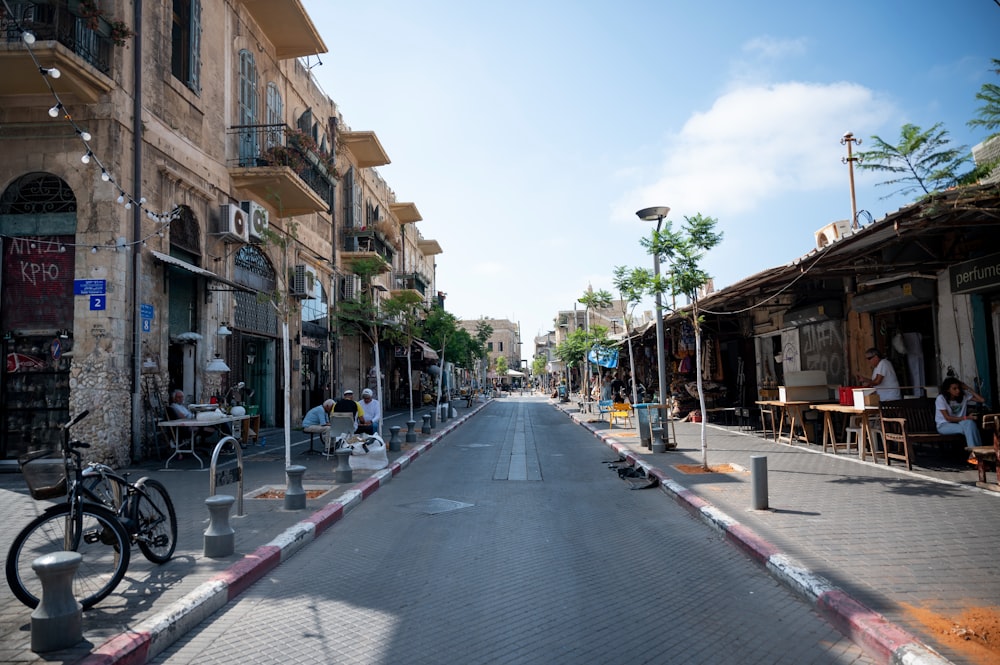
[158,415,250,468]
[811,403,881,462]
[756,400,815,445]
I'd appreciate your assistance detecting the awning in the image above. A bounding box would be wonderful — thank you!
[413,338,439,361]
[506,369,526,377]
[150,250,254,293]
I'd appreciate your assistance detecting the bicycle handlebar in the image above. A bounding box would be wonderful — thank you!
[65,410,90,429]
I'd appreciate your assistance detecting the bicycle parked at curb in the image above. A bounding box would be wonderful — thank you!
[5,410,178,609]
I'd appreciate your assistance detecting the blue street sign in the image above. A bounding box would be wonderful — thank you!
[140,303,154,320]
[89,295,106,311]
[141,319,151,333]
[74,279,106,295]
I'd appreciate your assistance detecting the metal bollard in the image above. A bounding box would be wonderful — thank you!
[750,455,768,510]
[204,494,236,558]
[429,408,436,429]
[334,448,353,484]
[389,425,401,452]
[30,551,82,653]
[440,403,449,423]
[651,426,667,453]
[284,465,307,510]
[424,412,433,432]
[406,419,417,443]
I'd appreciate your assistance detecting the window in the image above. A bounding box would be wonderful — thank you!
[487,342,493,352]
[237,49,259,165]
[265,82,283,150]
[498,342,504,352]
[171,0,201,93]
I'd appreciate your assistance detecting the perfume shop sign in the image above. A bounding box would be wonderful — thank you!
[950,252,1000,295]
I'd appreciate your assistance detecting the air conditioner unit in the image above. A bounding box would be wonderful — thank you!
[241,201,269,241]
[289,264,314,298]
[814,220,852,250]
[219,204,249,243]
[342,274,361,301]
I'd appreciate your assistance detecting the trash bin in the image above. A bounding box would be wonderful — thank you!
[634,404,653,449]
[558,385,568,402]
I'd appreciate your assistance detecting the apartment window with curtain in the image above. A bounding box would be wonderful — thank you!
[171,0,201,93]
[265,82,283,150]
[237,49,259,165]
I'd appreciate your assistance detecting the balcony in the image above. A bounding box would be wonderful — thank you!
[389,202,421,224]
[339,131,390,168]
[342,228,393,273]
[0,0,115,103]
[227,124,334,217]
[417,238,443,257]
[238,0,326,59]
[390,272,428,299]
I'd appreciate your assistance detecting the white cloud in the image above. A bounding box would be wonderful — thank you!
[619,81,895,220]
[742,36,808,60]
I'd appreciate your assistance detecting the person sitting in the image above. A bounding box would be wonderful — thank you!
[302,399,335,448]
[168,389,229,444]
[934,377,985,448]
[857,348,901,401]
[357,388,381,435]
[333,388,364,429]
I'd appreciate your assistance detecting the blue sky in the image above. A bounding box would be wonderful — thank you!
[302,0,999,346]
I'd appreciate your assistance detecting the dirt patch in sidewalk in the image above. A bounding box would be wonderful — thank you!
[674,463,741,474]
[250,488,330,500]
[901,602,1000,664]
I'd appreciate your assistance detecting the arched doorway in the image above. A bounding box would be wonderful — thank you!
[0,173,77,461]
[231,244,279,427]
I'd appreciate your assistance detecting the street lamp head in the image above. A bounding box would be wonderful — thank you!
[636,206,670,222]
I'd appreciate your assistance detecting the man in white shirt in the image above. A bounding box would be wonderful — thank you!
[860,348,901,401]
[357,388,381,434]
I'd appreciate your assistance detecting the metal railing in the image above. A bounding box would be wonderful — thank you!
[392,272,428,296]
[2,0,113,75]
[342,228,394,264]
[227,123,335,208]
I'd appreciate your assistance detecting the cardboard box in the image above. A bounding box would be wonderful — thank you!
[852,388,879,408]
[778,385,830,402]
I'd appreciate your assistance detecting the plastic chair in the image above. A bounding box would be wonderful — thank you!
[324,414,357,458]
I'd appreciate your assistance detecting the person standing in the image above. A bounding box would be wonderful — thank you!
[357,388,381,434]
[858,348,901,401]
[302,399,335,448]
[934,378,985,448]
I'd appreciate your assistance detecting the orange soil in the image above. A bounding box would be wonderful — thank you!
[901,602,1000,665]
[674,463,739,474]
[253,489,328,499]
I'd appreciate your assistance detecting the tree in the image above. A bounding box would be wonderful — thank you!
[554,327,589,393]
[856,123,971,200]
[421,306,460,405]
[968,58,1000,140]
[612,266,653,405]
[380,291,426,423]
[578,287,613,403]
[495,355,508,383]
[641,213,722,470]
[333,256,388,415]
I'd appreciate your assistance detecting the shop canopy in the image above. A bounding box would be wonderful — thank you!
[506,369,526,377]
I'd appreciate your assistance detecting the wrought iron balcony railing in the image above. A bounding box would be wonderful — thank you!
[392,272,428,296]
[342,228,394,264]
[2,0,113,75]
[228,123,335,208]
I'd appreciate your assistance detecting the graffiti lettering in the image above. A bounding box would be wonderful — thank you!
[18,261,60,285]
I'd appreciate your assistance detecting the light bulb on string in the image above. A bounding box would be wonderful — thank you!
[78,129,92,142]
[124,200,132,210]
[48,104,62,118]
[117,194,125,204]
[22,31,35,45]
[101,170,110,182]
[81,151,91,164]
[40,67,61,79]
[91,246,98,253]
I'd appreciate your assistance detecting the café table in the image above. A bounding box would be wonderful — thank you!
[158,414,250,469]
[811,403,881,462]
[756,399,815,445]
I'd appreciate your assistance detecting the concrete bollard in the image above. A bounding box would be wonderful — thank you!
[750,455,768,510]
[388,425,401,452]
[440,403,449,423]
[204,494,236,558]
[284,465,307,510]
[406,419,417,443]
[30,551,82,653]
[425,411,434,432]
[334,448,353,484]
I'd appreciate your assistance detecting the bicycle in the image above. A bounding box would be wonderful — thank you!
[6,410,178,609]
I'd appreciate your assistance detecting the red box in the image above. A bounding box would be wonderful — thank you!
[838,387,857,405]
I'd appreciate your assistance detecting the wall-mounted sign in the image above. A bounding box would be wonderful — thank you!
[89,295,106,311]
[74,279,106,295]
[950,252,1000,295]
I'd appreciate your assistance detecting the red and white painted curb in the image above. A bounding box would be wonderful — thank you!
[563,404,953,665]
[76,406,484,665]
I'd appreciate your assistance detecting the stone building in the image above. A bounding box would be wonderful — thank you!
[0,0,441,467]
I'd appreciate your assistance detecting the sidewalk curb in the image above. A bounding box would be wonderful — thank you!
[559,402,953,665]
[74,402,489,665]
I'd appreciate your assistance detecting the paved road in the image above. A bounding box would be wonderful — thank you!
[149,399,874,665]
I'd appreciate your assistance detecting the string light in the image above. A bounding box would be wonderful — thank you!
[6,8,182,253]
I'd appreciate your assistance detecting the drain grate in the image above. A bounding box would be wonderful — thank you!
[400,498,474,515]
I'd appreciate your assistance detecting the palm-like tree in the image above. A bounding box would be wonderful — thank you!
[856,123,970,199]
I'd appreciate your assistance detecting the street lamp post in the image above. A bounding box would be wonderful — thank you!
[636,206,670,453]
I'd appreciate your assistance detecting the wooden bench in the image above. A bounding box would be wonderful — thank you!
[968,414,999,490]
[878,398,974,470]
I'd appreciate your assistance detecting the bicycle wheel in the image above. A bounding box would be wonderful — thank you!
[130,477,177,563]
[82,471,125,512]
[6,503,130,609]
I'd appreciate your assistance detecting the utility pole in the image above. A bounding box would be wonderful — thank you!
[841,132,862,229]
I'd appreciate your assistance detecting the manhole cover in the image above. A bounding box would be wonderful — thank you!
[401,498,474,515]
